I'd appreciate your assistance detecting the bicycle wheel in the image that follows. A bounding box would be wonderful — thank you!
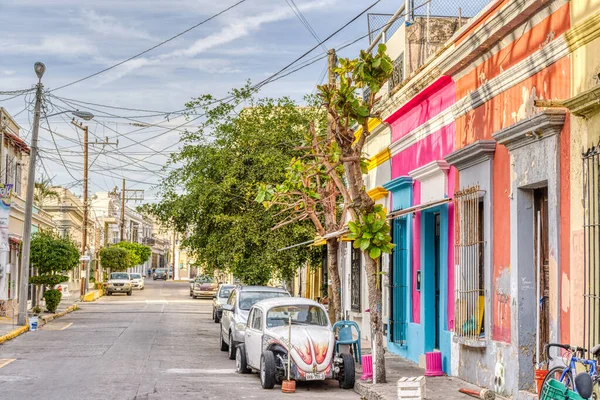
[542,366,574,392]
[592,379,600,400]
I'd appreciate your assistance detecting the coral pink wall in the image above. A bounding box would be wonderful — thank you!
[388,76,455,143]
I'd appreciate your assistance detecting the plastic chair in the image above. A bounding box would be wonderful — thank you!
[332,320,361,364]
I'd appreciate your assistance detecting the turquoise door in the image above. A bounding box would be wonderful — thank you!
[390,217,408,344]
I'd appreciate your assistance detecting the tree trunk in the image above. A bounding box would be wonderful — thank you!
[326,238,342,323]
[363,254,386,383]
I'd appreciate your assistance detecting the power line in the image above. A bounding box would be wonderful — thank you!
[49,0,248,92]
[284,0,328,52]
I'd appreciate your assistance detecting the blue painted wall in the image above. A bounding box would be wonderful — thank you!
[384,175,452,374]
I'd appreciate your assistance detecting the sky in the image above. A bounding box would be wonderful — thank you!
[0,0,488,204]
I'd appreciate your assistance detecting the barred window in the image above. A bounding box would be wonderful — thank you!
[388,53,404,94]
[454,185,485,340]
[583,147,600,354]
[351,247,362,312]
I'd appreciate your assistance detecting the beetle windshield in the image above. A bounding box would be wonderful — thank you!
[266,305,328,327]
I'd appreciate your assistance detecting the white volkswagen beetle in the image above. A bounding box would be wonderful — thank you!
[235,297,355,390]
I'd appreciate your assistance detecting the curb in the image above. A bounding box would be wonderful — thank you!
[0,304,79,345]
[82,290,103,302]
[0,325,29,345]
[354,381,388,400]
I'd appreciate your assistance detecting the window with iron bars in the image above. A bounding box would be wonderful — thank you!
[351,247,362,312]
[388,53,404,94]
[583,147,600,354]
[454,185,485,340]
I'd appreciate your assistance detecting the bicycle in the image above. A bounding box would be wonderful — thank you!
[542,343,600,398]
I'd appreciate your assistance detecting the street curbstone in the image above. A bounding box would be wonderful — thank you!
[0,303,81,345]
[0,325,29,345]
[82,290,103,302]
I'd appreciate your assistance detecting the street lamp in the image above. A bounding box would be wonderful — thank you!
[45,110,94,121]
[17,63,94,326]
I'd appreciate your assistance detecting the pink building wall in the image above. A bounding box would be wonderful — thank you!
[386,76,456,327]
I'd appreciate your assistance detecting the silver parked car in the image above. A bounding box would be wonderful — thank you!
[212,284,235,323]
[220,286,289,360]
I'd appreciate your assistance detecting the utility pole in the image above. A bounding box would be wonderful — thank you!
[17,62,45,326]
[120,179,125,241]
[71,120,89,297]
[172,231,176,281]
[118,180,144,243]
[328,49,337,86]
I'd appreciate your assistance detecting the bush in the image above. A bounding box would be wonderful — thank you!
[32,306,42,315]
[43,289,62,313]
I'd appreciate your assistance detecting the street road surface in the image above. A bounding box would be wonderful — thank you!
[0,280,360,399]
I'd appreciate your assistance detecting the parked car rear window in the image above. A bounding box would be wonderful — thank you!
[219,286,233,298]
[238,291,289,310]
[110,273,129,280]
[267,305,328,327]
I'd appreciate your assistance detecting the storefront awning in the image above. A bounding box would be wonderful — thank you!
[387,197,452,220]
[278,198,452,251]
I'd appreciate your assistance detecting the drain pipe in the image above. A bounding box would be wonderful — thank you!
[536,211,541,368]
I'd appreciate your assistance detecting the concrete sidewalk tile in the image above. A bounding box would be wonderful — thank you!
[354,353,484,400]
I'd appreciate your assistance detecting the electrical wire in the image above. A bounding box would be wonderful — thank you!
[284,0,328,52]
[49,0,249,93]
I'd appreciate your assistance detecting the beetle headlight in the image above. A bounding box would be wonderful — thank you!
[235,323,246,332]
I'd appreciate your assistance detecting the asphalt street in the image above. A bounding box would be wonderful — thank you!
[0,280,360,400]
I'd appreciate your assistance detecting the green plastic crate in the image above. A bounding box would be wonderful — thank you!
[541,379,587,400]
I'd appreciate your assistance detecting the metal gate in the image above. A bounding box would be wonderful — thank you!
[583,146,600,354]
[390,217,408,344]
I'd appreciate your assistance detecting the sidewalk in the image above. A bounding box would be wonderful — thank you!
[354,345,483,400]
[0,290,82,343]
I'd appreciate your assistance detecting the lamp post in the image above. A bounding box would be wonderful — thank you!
[17,63,93,325]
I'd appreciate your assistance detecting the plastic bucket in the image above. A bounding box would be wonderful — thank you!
[536,369,548,394]
[29,316,38,331]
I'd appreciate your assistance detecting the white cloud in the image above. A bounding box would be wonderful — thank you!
[165,0,336,58]
[0,36,98,57]
[77,9,156,41]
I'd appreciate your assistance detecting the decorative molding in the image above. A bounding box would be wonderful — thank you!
[445,140,496,171]
[367,186,389,201]
[379,0,553,121]
[354,118,382,141]
[367,149,391,171]
[439,0,550,77]
[563,85,600,118]
[382,176,412,193]
[492,110,566,151]
[408,160,449,182]
[384,5,600,158]
[565,8,600,52]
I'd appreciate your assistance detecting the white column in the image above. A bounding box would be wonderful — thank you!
[174,246,180,281]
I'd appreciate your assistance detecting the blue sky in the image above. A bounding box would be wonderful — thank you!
[0,0,487,202]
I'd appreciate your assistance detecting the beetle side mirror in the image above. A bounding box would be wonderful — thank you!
[189,279,194,283]
[222,304,234,312]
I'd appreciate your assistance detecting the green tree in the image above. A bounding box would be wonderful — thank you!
[114,241,151,269]
[147,87,319,286]
[257,97,348,322]
[99,246,130,272]
[28,230,80,312]
[317,44,395,381]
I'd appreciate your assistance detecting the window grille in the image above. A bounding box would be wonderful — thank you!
[583,147,600,354]
[351,247,362,312]
[388,54,404,94]
[454,185,485,340]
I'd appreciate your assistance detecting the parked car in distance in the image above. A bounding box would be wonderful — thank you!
[129,273,144,290]
[212,284,235,323]
[235,297,355,390]
[106,272,133,296]
[191,275,218,299]
[220,286,290,360]
[153,268,168,280]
